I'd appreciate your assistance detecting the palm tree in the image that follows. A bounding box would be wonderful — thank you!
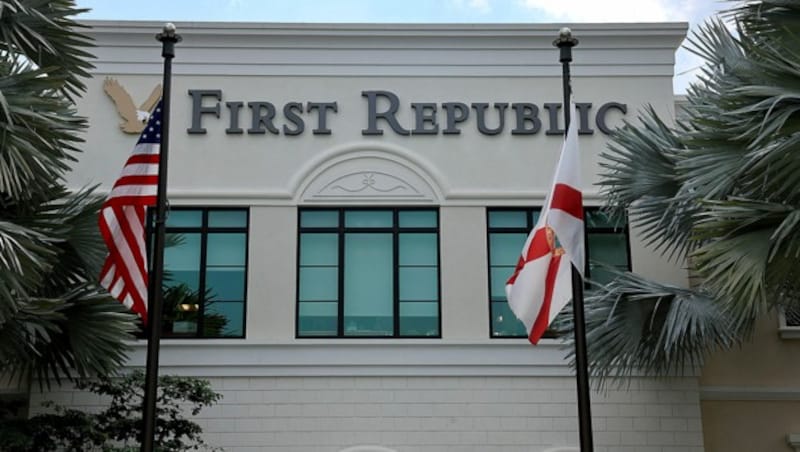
[0,0,137,387]
[572,0,800,383]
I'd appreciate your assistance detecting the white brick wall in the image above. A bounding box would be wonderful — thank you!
[30,375,704,452]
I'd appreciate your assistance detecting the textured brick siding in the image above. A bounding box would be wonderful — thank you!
[30,375,703,452]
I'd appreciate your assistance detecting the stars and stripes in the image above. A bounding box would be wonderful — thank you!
[506,101,585,344]
[99,101,163,323]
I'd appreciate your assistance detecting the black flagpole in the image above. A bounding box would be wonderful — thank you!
[142,23,181,452]
[554,27,594,452]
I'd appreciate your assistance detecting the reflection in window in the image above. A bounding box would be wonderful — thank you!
[150,208,248,338]
[297,208,440,338]
[486,207,630,338]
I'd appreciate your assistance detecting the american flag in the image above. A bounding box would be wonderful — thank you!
[99,100,163,323]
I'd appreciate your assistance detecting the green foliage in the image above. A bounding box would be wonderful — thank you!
[0,1,138,386]
[0,372,222,451]
[582,0,800,384]
[161,282,229,337]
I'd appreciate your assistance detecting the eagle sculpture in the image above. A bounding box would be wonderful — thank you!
[103,78,162,134]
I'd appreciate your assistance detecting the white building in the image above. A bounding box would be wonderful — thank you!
[35,20,704,452]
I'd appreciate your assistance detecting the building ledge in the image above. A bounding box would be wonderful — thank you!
[123,339,701,379]
[125,339,580,377]
[787,433,800,451]
[701,386,800,401]
[779,327,800,340]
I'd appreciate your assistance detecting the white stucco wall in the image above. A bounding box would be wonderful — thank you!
[40,20,703,451]
[31,374,702,452]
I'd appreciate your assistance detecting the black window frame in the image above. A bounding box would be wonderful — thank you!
[486,206,631,339]
[146,206,250,339]
[296,207,442,339]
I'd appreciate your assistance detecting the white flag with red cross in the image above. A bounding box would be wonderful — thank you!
[506,101,584,344]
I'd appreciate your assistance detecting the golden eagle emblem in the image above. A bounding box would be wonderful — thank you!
[103,78,162,134]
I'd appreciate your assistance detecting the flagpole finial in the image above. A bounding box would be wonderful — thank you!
[156,23,182,58]
[553,27,578,46]
[163,22,176,35]
[553,27,578,63]
[156,23,182,42]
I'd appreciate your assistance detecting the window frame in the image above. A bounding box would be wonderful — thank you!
[779,307,800,339]
[486,206,631,339]
[295,207,442,339]
[146,206,250,339]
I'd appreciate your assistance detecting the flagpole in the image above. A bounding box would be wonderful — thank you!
[141,23,181,452]
[554,27,594,452]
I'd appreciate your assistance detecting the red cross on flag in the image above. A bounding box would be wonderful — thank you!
[506,101,584,344]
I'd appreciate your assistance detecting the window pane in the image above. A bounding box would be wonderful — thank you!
[344,233,393,336]
[205,267,245,301]
[399,267,438,301]
[345,210,392,228]
[205,301,243,337]
[298,302,338,336]
[162,283,201,336]
[166,210,202,228]
[488,211,527,228]
[170,318,198,335]
[399,210,436,228]
[588,265,623,285]
[586,209,625,229]
[208,210,247,228]
[399,233,437,266]
[491,301,527,337]
[164,233,201,290]
[489,266,514,299]
[399,302,438,336]
[588,233,629,266]
[489,233,527,265]
[206,233,247,266]
[299,233,338,265]
[298,267,338,301]
[301,210,338,228]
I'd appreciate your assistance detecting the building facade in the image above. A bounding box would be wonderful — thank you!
[29,20,709,452]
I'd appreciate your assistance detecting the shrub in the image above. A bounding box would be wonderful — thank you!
[0,372,222,451]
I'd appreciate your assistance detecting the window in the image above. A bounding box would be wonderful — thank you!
[297,208,440,338]
[149,208,249,338]
[487,207,630,337]
[779,306,800,339]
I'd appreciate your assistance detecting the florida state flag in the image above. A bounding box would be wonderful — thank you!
[506,101,584,344]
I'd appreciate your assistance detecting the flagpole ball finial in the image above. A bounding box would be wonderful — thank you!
[156,22,182,45]
[553,27,579,48]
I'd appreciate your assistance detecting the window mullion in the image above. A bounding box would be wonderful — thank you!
[337,208,345,337]
[197,210,209,338]
[393,211,400,337]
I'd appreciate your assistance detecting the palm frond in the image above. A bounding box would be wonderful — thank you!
[598,106,695,260]
[0,67,86,200]
[0,1,137,388]
[34,186,107,294]
[0,218,55,315]
[0,0,94,98]
[692,199,800,328]
[560,270,738,388]
[1,286,137,389]
[590,0,800,382]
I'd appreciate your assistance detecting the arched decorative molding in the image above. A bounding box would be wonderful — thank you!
[338,446,398,452]
[292,141,446,204]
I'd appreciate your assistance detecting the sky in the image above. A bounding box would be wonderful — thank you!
[76,0,730,93]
